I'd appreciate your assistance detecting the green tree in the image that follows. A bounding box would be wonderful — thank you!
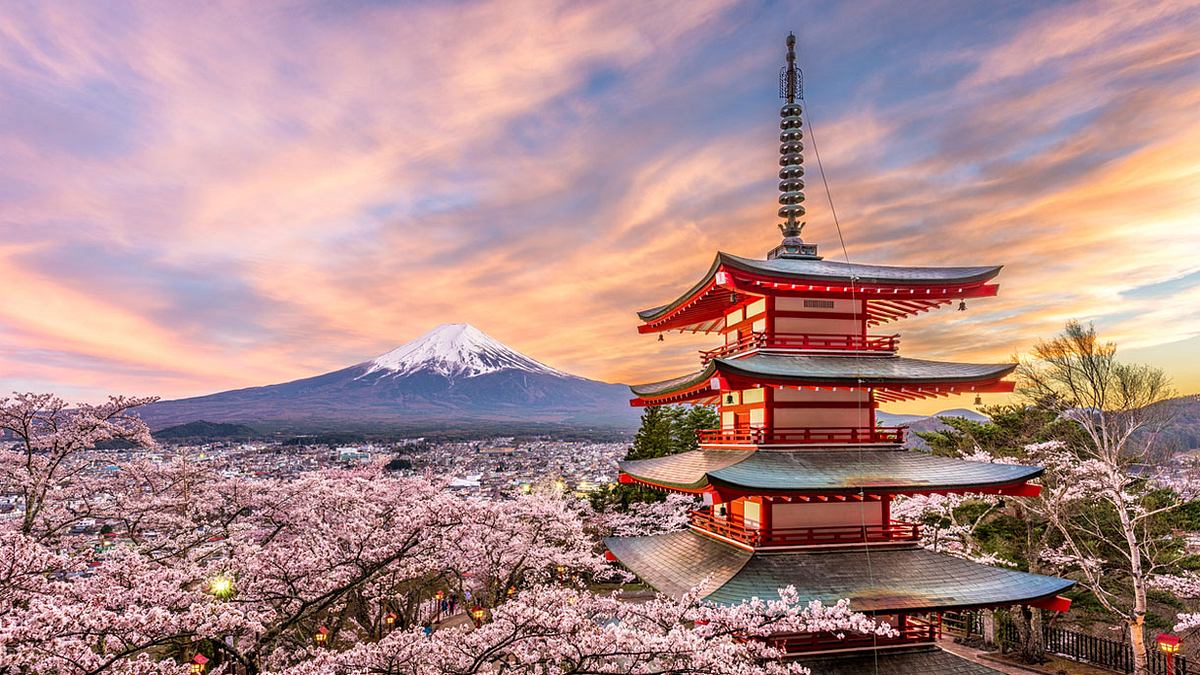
[593,405,719,510]
[671,405,721,455]
[626,406,675,460]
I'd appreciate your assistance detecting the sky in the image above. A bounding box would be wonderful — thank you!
[0,0,1198,415]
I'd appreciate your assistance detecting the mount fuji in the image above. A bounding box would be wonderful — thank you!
[139,324,638,433]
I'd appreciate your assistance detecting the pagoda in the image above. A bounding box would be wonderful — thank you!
[604,34,1074,671]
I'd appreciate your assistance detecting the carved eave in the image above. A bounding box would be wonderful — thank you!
[637,253,1002,334]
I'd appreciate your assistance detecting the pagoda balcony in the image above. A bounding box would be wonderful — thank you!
[696,426,905,447]
[768,617,939,655]
[688,509,921,549]
[700,332,899,363]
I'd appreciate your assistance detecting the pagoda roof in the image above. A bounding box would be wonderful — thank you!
[604,530,1072,611]
[798,647,1004,674]
[630,355,1016,404]
[637,252,1002,331]
[618,448,1042,494]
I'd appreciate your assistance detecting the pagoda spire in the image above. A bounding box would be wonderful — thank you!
[768,32,820,260]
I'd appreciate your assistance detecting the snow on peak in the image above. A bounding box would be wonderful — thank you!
[361,323,573,380]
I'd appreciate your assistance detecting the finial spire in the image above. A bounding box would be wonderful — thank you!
[769,32,820,260]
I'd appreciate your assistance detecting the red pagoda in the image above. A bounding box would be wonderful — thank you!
[604,34,1073,671]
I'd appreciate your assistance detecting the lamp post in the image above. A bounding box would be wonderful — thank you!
[208,574,234,599]
[314,625,329,647]
[470,605,486,626]
[1158,633,1181,675]
[189,654,208,674]
[385,612,397,628]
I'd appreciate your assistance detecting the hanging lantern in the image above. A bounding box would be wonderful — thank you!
[1158,633,1181,654]
[730,292,739,304]
[507,586,516,597]
[314,625,329,645]
[958,300,967,311]
[189,654,208,674]
[725,393,735,405]
[974,394,983,406]
[658,333,664,342]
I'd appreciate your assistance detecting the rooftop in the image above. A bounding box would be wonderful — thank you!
[630,354,1016,403]
[604,530,1072,611]
[618,448,1042,493]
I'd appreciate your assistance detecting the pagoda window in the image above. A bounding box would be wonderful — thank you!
[746,298,767,316]
[726,307,744,325]
[743,500,762,529]
[741,388,765,405]
[749,408,765,426]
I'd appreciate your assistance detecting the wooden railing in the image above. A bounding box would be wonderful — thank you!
[688,509,921,548]
[700,332,899,362]
[768,619,938,654]
[696,426,905,446]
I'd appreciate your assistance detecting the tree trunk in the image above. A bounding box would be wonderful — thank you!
[1130,614,1148,675]
[1013,606,1046,664]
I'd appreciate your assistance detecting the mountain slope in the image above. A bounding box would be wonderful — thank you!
[139,324,637,432]
[877,408,991,451]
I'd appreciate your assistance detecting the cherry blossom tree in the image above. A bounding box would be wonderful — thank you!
[0,393,157,539]
[1018,322,1186,674]
[286,584,892,675]
[0,391,895,674]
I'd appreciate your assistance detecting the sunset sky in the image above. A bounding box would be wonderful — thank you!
[1,0,1198,415]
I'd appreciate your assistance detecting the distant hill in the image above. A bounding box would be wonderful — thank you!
[1142,395,1200,453]
[877,408,991,451]
[154,421,259,441]
[138,324,639,434]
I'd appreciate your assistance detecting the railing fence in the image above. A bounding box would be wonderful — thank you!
[943,611,1189,675]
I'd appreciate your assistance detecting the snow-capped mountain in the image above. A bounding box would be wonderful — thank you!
[361,324,572,380]
[139,324,636,432]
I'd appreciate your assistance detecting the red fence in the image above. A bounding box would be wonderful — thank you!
[769,619,938,654]
[689,509,921,548]
[696,426,905,446]
[701,332,899,362]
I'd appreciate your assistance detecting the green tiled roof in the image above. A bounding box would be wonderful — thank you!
[605,531,1073,612]
[630,355,1014,397]
[604,530,750,597]
[637,252,1002,321]
[617,450,751,490]
[798,647,1004,674]
[619,449,1042,492]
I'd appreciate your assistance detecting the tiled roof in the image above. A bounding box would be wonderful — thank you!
[629,355,1015,397]
[798,647,1004,674]
[617,450,752,490]
[606,531,1073,611]
[619,449,1041,492]
[603,530,750,597]
[637,252,1002,320]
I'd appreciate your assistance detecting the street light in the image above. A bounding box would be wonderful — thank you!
[1158,633,1181,675]
[314,625,329,646]
[208,574,234,599]
[470,606,486,625]
[385,612,397,627]
[189,654,208,674]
